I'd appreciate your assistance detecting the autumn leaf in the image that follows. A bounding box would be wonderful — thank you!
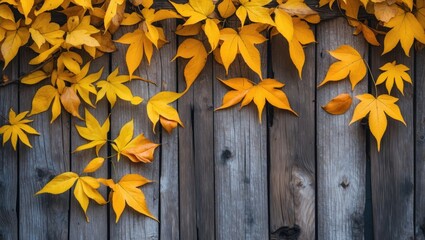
[170,0,215,25]
[74,109,109,155]
[322,93,352,115]
[318,45,366,89]
[218,0,236,18]
[34,0,64,16]
[416,0,425,29]
[172,38,207,89]
[219,24,267,79]
[147,91,184,133]
[216,78,296,122]
[83,157,105,173]
[2,26,30,68]
[65,16,100,48]
[29,13,65,48]
[67,62,103,107]
[112,120,159,163]
[350,94,406,151]
[104,0,126,31]
[60,87,82,119]
[351,20,380,46]
[376,61,412,95]
[21,70,49,85]
[29,84,62,122]
[99,174,156,222]
[36,172,79,195]
[383,11,425,56]
[0,108,39,150]
[236,0,275,26]
[274,8,293,42]
[96,67,143,107]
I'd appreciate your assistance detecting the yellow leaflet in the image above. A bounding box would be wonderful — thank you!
[21,70,49,85]
[29,85,62,122]
[236,0,275,26]
[65,16,100,48]
[29,13,64,48]
[83,157,105,173]
[147,91,183,133]
[288,18,315,78]
[170,0,215,26]
[0,108,39,150]
[68,62,103,107]
[75,109,109,155]
[218,0,236,18]
[350,94,406,151]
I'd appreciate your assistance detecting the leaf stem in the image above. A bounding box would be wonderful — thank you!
[363,59,378,97]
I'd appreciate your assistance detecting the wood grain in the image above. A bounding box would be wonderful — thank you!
[178,39,215,240]
[69,54,110,240]
[316,17,367,240]
[0,57,19,240]
[416,48,425,240]
[213,19,268,240]
[269,34,315,240]
[370,42,414,240]
[19,49,71,239]
[109,25,160,239]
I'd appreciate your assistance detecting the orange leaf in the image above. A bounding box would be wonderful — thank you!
[321,93,352,115]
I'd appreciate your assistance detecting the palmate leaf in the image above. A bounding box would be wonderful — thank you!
[0,108,39,150]
[74,109,109,155]
[376,61,412,95]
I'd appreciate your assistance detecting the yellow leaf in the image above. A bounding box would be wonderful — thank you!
[204,18,220,51]
[58,51,83,75]
[1,31,21,69]
[75,109,109,155]
[104,0,125,30]
[83,157,105,173]
[383,11,425,56]
[236,0,274,26]
[29,43,62,65]
[0,108,39,150]
[147,91,183,133]
[19,0,34,24]
[65,16,100,48]
[100,174,156,222]
[36,172,79,194]
[318,45,366,89]
[119,134,159,163]
[29,13,65,48]
[68,62,102,107]
[376,61,412,95]
[374,2,398,23]
[219,24,267,79]
[21,70,49,85]
[34,0,64,16]
[172,38,207,89]
[350,94,406,151]
[278,0,319,19]
[29,84,62,122]
[274,8,293,41]
[0,4,16,22]
[60,87,82,119]
[96,67,143,107]
[73,176,107,221]
[351,20,380,46]
[175,23,202,36]
[218,0,236,18]
[170,0,214,25]
[321,93,353,115]
[216,78,296,122]
[73,0,93,9]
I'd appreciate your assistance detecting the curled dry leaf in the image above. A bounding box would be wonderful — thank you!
[322,93,353,115]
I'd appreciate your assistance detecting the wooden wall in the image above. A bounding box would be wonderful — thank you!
[0,15,423,240]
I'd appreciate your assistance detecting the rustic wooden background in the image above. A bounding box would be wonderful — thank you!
[0,2,424,240]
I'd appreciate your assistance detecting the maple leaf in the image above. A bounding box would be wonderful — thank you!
[96,68,143,108]
[350,94,406,151]
[172,38,207,89]
[236,0,275,26]
[67,62,103,107]
[318,45,366,89]
[65,16,100,48]
[99,174,156,222]
[219,24,267,79]
[216,78,296,122]
[83,157,105,173]
[36,172,106,221]
[170,0,215,25]
[0,108,39,150]
[376,61,412,95]
[74,109,109,155]
[321,93,352,115]
[112,120,159,163]
[29,13,65,48]
[147,91,184,133]
[383,11,425,56]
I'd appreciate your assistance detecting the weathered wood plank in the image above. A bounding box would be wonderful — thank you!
[178,40,215,240]
[416,49,425,239]
[370,44,414,239]
[269,34,315,240]
[19,49,71,239]
[316,17,367,240]
[213,21,268,240]
[0,58,19,240]
[158,19,180,240]
[69,55,110,240]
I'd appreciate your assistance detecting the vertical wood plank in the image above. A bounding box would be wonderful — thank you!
[0,59,19,240]
[178,41,215,240]
[159,19,179,240]
[316,17,367,240]
[370,44,414,239]
[69,54,110,240]
[213,21,268,240]
[416,48,425,239]
[19,50,71,239]
[269,34,315,240]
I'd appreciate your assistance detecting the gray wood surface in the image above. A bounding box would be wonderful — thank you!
[416,48,425,240]
[269,34,315,240]
[213,20,268,240]
[69,54,110,240]
[109,25,160,239]
[178,41,215,240]
[316,17,367,240]
[0,58,19,240]
[370,43,414,239]
[19,49,71,239]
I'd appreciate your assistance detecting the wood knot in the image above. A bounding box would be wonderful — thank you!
[220,149,232,163]
[271,225,300,240]
[340,178,349,189]
[36,168,54,181]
